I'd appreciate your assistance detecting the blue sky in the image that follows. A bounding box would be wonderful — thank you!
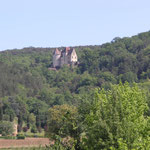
[0,0,150,51]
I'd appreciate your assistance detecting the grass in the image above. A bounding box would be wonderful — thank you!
[0,136,16,139]
[0,130,45,139]
[20,129,45,138]
[0,147,48,150]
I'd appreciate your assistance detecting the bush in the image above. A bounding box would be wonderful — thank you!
[25,134,44,138]
[0,121,14,136]
[17,134,25,139]
[37,127,42,133]
[31,125,38,133]
[23,126,28,132]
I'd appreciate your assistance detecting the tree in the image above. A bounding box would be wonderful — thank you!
[22,126,28,132]
[47,104,80,149]
[0,100,3,121]
[31,125,38,133]
[47,104,78,137]
[82,82,150,149]
[17,112,23,132]
[118,72,138,83]
[36,112,41,131]
[28,113,36,125]
[79,48,99,73]
[0,121,14,136]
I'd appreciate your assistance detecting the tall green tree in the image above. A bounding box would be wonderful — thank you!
[47,104,80,149]
[47,104,78,138]
[82,82,150,150]
[0,100,3,121]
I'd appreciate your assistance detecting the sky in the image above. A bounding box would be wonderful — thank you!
[0,0,150,51]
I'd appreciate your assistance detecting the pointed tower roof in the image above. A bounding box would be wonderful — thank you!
[61,47,71,54]
[68,48,76,55]
[65,47,70,53]
[54,48,61,55]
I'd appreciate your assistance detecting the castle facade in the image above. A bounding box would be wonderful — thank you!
[53,47,78,68]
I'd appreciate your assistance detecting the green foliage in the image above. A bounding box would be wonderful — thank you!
[1,31,150,149]
[31,125,38,133]
[0,121,14,136]
[47,135,75,150]
[82,82,150,149]
[47,104,78,139]
[22,126,28,132]
[28,113,36,125]
[0,136,16,139]
[17,134,26,139]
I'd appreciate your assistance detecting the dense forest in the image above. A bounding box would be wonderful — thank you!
[1,31,150,149]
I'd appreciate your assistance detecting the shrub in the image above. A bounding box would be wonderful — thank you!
[22,126,28,132]
[37,126,42,133]
[0,121,14,136]
[31,125,38,133]
[17,134,25,139]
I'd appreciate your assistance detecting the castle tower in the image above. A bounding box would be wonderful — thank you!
[53,49,61,67]
[69,48,78,64]
[60,47,71,66]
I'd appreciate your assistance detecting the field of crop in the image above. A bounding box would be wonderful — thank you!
[0,138,51,149]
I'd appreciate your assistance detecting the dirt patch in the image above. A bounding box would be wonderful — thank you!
[0,138,52,148]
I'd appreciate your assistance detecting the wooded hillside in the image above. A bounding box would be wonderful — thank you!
[0,31,150,134]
